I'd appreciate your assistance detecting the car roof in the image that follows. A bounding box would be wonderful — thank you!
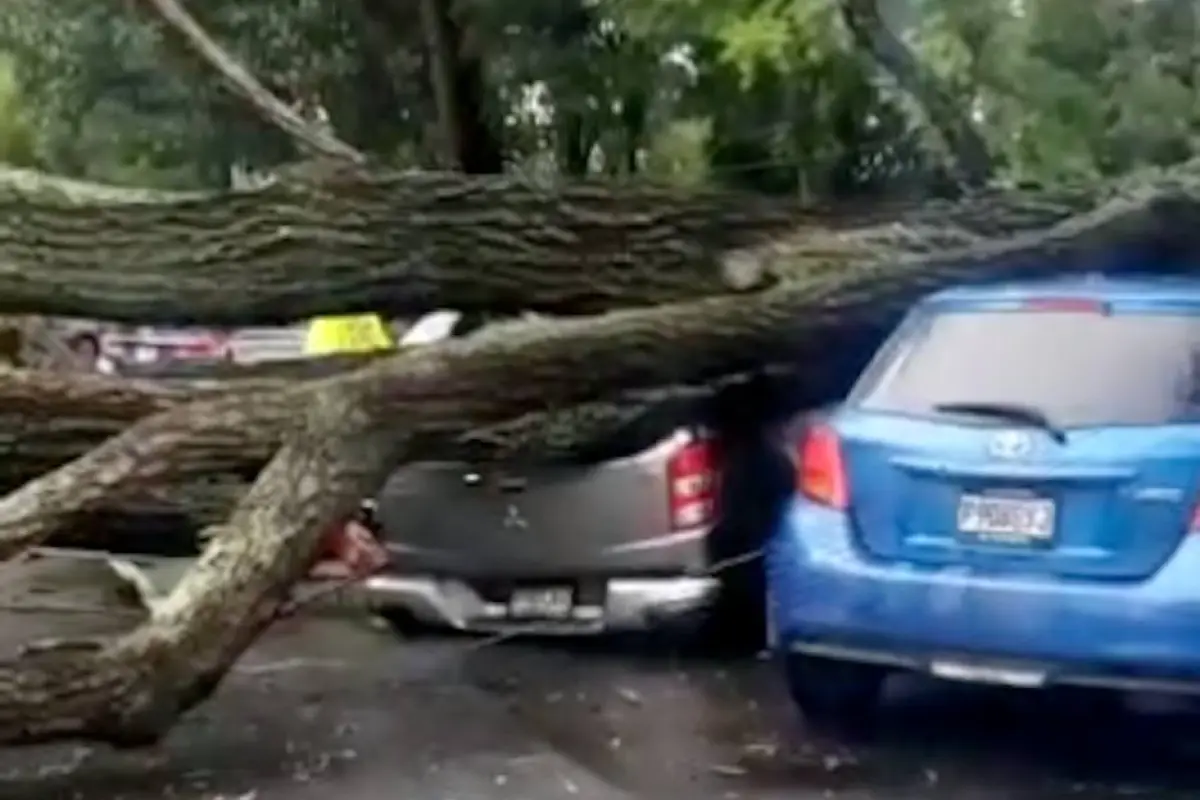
[923,275,1200,308]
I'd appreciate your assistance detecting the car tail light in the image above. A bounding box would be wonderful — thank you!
[1189,502,1200,534]
[1021,298,1108,314]
[796,424,848,509]
[668,437,717,530]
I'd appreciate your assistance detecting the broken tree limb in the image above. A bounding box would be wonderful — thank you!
[0,179,1192,463]
[0,397,399,746]
[3,178,1197,561]
[0,383,297,561]
[136,0,365,163]
[838,0,992,187]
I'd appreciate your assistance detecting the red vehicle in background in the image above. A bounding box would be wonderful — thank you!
[101,327,231,367]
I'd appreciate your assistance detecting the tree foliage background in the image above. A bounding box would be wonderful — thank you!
[5,0,1195,196]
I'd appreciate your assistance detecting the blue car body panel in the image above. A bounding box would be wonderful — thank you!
[768,276,1200,688]
[768,501,1200,673]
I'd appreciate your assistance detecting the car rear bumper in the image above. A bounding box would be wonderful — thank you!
[767,500,1200,690]
[359,573,721,635]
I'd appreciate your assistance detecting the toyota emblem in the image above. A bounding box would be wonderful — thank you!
[502,504,528,530]
[988,430,1033,459]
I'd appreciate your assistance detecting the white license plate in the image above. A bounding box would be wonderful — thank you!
[930,659,1048,688]
[508,587,574,619]
[957,494,1055,542]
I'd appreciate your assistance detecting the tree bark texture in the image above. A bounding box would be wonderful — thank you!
[2,176,1197,562]
[0,161,1182,326]
[0,158,1198,745]
[839,0,994,186]
[0,398,400,745]
[0,169,804,324]
[0,177,1194,490]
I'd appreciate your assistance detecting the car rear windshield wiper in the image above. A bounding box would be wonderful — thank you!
[933,401,1067,444]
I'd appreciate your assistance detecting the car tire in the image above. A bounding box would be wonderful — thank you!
[783,654,887,733]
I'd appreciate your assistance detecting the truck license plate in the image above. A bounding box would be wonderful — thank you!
[508,587,574,619]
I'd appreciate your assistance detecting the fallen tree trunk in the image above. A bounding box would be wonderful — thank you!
[0,164,1197,745]
[0,168,798,324]
[0,178,1192,491]
[6,383,726,551]
[1,180,1196,561]
[0,157,1179,326]
[0,400,397,745]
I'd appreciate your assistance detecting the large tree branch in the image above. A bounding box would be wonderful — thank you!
[0,157,1176,327]
[0,400,395,746]
[0,173,1193,745]
[135,0,364,162]
[0,169,806,324]
[0,179,1194,562]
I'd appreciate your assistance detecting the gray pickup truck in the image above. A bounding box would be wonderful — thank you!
[123,314,783,645]
[365,423,724,635]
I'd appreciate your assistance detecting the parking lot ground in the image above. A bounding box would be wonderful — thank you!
[5,556,1200,799]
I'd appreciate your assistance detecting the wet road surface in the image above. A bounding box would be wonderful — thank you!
[4,558,1200,799]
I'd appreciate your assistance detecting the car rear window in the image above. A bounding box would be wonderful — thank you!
[851,307,1200,427]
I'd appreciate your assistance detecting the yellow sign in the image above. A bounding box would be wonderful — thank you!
[304,315,395,356]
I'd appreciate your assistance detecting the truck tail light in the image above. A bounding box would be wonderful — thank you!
[668,437,718,530]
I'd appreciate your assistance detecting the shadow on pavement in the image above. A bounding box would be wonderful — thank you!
[462,633,1200,800]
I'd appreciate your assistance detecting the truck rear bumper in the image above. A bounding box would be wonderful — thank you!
[359,573,721,634]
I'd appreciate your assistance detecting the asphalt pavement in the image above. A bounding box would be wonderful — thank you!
[5,557,1200,800]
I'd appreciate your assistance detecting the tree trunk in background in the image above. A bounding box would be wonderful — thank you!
[416,0,504,173]
[839,0,993,187]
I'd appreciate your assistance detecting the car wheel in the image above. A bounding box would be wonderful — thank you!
[783,654,887,733]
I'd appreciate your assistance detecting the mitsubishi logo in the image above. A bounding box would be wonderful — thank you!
[988,430,1033,460]
[503,504,528,530]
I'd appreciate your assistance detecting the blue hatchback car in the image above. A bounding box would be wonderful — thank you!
[767,275,1200,724]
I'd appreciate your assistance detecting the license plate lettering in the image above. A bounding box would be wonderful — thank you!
[957,495,1055,543]
[508,587,574,619]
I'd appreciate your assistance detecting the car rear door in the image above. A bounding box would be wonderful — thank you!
[837,298,1200,581]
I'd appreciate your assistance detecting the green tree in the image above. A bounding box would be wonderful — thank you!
[0,54,37,166]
